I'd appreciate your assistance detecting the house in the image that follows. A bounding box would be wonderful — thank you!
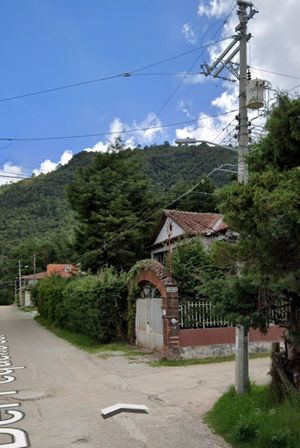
[150,209,234,263]
[18,264,79,307]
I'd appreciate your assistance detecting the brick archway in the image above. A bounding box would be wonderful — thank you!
[134,261,180,360]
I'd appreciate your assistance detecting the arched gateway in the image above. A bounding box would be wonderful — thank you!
[133,261,180,360]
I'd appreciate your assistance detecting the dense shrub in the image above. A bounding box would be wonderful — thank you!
[0,287,14,305]
[172,237,210,298]
[32,268,127,343]
[32,276,67,321]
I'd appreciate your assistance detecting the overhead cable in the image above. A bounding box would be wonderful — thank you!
[0,109,238,142]
[0,37,232,104]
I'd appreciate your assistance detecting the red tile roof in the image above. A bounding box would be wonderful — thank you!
[164,209,228,236]
[22,271,48,280]
[47,264,78,278]
[22,264,78,281]
[150,209,228,247]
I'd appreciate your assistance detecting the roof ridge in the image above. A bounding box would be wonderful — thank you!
[164,209,222,216]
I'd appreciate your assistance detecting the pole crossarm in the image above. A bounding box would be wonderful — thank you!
[200,2,257,82]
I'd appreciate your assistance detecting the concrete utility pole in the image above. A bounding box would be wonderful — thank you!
[18,259,22,307]
[201,0,258,393]
[237,0,250,185]
[235,0,251,394]
[33,254,36,283]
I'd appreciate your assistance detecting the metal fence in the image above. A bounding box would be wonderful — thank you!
[179,299,290,329]
[179,300,231,329]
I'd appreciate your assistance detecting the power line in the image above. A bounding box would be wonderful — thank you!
[288,83,300,93]
[0,141,13,151]
[72,164,226,267]
[0,109,237,142]
[250,66,300,81]
[0,37,232,105]
[160,2,237,118]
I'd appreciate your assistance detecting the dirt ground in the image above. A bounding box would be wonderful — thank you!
[0,306,271,447]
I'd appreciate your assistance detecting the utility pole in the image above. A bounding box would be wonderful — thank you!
[33,254,36,283]
[18,259,22,307]
[237,0,250,185]
[201,0,257,393]
[235,0,251,394]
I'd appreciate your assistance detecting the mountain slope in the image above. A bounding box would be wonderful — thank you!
[0,143,236,285]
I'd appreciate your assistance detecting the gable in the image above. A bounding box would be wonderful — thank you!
[153,217,185,246]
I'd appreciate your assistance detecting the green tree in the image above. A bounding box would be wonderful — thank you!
[166,176,218,212]
[172,238,211,297]
[67,146,157,272]
[203,95,300,392]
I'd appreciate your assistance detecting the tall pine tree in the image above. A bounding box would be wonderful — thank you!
[67,144,157,272]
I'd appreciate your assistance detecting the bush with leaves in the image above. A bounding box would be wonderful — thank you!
[32,268,128,343]
[59,269,127,342]
[172,237,211,298]
[32,276,67,322]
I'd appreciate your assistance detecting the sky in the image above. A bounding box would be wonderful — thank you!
[1,0,300,184]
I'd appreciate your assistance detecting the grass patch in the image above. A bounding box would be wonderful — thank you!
[35,316,104,353]
[35,316,152,357]
[205,384,300,448]
[21,306,36,313]
[151,351,270,367]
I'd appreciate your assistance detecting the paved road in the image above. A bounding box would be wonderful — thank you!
[0,306,271,448]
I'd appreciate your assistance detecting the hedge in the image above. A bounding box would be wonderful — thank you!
[32,268,128,343]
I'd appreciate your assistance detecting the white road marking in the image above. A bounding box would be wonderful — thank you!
[101,403,149,419]
[0,336,29,447]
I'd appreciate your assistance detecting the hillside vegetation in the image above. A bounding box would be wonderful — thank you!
[0,142,236,297]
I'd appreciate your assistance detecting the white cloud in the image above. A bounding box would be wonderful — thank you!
[176,112,225,142]
[84,141,109,153]
[59,149,73,166]
[178,99,195,118]
[33,149,73,175]
[176,81,238,145]
[198,0,233,18]
[200,0,300,92]
[84,113,164,153]
[177,71,206,85]
[249,0,300,93]
[0,162,26,186]
[177,0,300,146]
[182,23,197,44]
[108,118,124,144]
[211,87,237,112]
[133,112,164,143]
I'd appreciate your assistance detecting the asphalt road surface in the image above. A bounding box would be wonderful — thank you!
[0,306,271,448]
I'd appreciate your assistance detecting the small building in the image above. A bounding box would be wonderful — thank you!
[18,264,79,307]
[150,209,232,263]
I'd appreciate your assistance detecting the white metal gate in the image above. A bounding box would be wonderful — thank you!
[135,298,163,352]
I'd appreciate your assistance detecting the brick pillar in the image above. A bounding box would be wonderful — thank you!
[162,282,180,360]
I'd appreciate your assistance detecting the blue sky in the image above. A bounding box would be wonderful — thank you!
[0,0,299,181]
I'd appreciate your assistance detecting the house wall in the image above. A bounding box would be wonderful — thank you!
[151,233,226,261]
[24,291,32,307]
[153,218,184,246]
[179,326,284,359]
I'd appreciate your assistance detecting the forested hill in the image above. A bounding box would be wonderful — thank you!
[137,142,237,188]
[0,142,236,297]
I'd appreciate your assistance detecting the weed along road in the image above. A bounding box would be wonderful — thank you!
[0,306,271,448]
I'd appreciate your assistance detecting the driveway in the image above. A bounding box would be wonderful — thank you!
[0,306,270,447]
